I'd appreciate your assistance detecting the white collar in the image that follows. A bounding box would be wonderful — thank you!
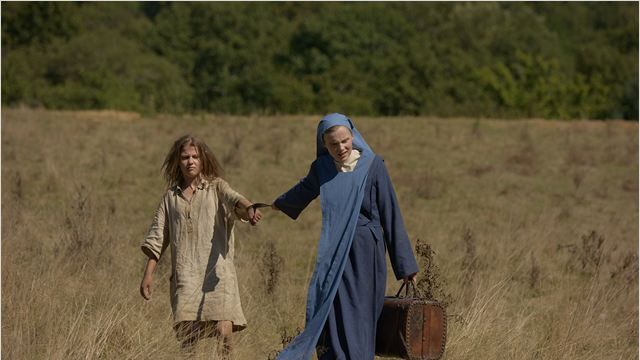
[334,149,361,172]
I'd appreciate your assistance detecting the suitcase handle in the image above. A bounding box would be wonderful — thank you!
[394,280,423,299]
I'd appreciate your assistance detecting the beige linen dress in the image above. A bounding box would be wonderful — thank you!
[141,177,248,330]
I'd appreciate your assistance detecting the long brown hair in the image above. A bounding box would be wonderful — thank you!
[162,135,223,188]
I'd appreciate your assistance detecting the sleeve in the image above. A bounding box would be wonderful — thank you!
[375,158,419,280]
[141,195,170,261]
[274,160,320,220]
[216,179,248,220]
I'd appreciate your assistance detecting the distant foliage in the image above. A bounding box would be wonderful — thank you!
[1,2,637,119]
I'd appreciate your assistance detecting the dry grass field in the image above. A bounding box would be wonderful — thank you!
[2,108,638,359]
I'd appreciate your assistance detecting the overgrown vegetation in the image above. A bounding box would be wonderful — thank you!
[1,109,637,359]
[415,238,452,307]
[2,2,638,119]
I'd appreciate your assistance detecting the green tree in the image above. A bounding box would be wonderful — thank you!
[1,2,637,119]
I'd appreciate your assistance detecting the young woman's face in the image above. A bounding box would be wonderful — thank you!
[323,126,353,163]
[179,144,202,182]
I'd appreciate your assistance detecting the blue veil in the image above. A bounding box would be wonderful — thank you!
[277,113,375,359]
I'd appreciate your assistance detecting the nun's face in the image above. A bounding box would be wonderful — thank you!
[323,126,353,163]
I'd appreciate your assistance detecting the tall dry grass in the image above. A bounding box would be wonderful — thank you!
[2,108,637,359]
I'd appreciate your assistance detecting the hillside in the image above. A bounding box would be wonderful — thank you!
[1,109,638,359]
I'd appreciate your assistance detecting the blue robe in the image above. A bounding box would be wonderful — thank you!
[275,155,419,360]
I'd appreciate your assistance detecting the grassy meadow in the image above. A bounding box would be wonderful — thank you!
[2,108,638,359]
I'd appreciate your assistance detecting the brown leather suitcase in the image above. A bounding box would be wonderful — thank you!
[375,283,447,360]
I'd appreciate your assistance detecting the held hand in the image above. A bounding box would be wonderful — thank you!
[248,207,263,226]
[140,274,153,300]
[247,206,255,223]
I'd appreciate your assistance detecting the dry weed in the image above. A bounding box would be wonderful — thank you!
[414,238,452,307]
[558,230,608,275]
[529,252,541,294]
[260,241,284,295]
[13,170,23,200]
[467,164,493,177]
[461,227,478,286]
[610,253,639,285]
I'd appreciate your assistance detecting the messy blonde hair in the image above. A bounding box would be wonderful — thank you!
[162,134,223,188]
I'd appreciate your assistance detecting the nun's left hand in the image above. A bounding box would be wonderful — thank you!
[402,272,417,285]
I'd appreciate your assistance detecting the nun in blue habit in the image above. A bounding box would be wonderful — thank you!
[272,113,419,360]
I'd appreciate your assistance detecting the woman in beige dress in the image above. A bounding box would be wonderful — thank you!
[139,134,262,356]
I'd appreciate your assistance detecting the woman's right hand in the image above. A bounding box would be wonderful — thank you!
[140,274,153,300]
[140,257,157,301]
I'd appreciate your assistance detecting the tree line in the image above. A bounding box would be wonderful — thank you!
[2,2,638,119]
